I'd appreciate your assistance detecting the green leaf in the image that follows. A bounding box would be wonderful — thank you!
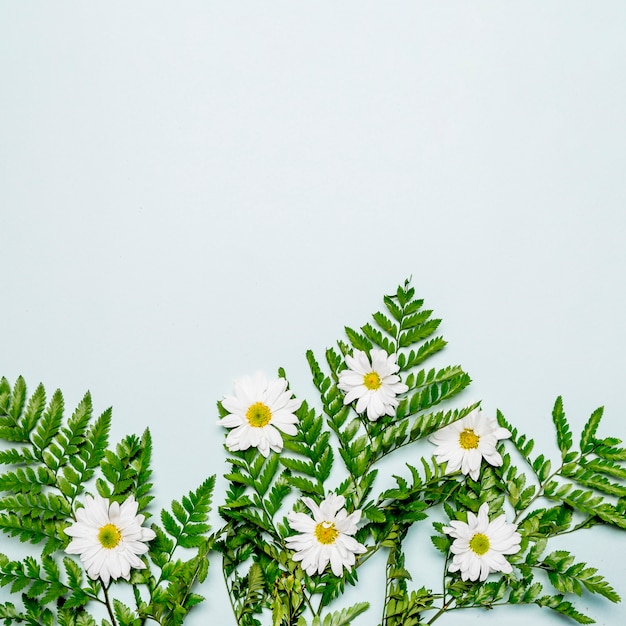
[430,535,450,554]
[280,457,316,478]
[97,430,153,509]
[542,550,620,602]
[581,457,626,480]
[18,382,47,441]
[284,475,324,497]
[580,407,604,454]
[383,295,403,321]
[561,466,626,497]
[398,318,441,348]
[321,602,369,626]
[344,327,373,353]
[397,337,447,370]
[552,397,573,458]
[30,390,64,457]
[535,595,594,624]
[156,476,214,547]
[113,599,139,626]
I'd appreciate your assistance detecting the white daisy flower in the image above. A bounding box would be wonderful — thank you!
[337,349,408,421]
[286,493,367,577]
[64,494,156,585]
[429,408,511,480]
[444,502,521,581]
[218,372,301,457]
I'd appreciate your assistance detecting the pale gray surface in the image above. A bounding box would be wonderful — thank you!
[1,2,626,624]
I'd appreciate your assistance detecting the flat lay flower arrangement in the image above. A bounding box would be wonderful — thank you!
[1,281,626,626]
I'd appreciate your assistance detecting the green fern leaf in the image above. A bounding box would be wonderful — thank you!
[372,311,398,337]
[398,318,441,348]
[552,397,573,458]
[344,327,373,352]
[535,595,594,624]
[397,337,447,370]
[321,601,369,626]
[580,457,626,479]
[580,407,604,454]
[30,390,64,457]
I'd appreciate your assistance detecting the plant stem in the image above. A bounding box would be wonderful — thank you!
[222,558,241,625]
[380,551,394,626]
[426,603,449,625]
[101,582,118,626]
[303,589,316,616]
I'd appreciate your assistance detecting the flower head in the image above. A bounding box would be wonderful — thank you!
[337,349,408,421]
[64,494,156,585]
[444,502,521,581]
[286,493,367,577]
[429,408,511,480]
[218,372,301,457]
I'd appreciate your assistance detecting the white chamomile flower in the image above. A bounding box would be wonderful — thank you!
[337,349,408,421]
[286,493,367,577]
[218,372,301,457]
[429,408,511,480]
[64,494,156,585]
[444,502,521,581]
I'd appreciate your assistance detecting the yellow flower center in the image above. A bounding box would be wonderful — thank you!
[469,532,490,556]
[246,402,272,428]
[98,523,122,549]
[459,428,480,450]
[314,521,339,545]
[363,372,382,390]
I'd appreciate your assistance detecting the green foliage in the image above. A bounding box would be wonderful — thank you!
[219,427,297,626]
[3,281,626,626]
[539,550,619,602]
[0,378,112,554]
[309,281,471,499]
[0,551,98,625]
[382,586,434,626]
[217,281,478,625]
[534,594,595,624]
[282,401,334,498]
[214,280,626,626]
[472,397,626,622]
[0,377,215,626]
[552,396,573,459]
[381,529,436,626]
[497,399,626,529]
[138,476,215,626]
[96,429,153,511]
[307,602,369,626]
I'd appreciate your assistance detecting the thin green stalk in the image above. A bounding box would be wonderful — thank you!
[222,556,241,626]
[426,603,450,625]
[380,550,395,626]
[101,582,119,626]
[423,544,454,625]
[302,589,316,617]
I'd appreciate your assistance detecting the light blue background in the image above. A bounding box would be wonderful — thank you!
[1,2,626,624]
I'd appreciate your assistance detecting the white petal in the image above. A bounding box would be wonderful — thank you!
[65,493,155,584]
[286,495,364,578]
